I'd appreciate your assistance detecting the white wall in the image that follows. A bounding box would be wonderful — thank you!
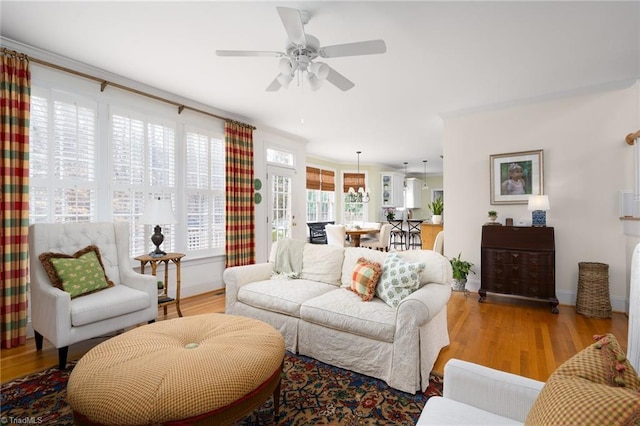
[444,81,640,312]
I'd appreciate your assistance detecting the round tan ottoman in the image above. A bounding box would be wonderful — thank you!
[67,313,285,425]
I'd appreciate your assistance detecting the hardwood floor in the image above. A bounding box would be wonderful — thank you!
[1,289,627,384]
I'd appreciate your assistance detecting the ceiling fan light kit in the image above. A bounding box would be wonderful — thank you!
[215,6,387,92]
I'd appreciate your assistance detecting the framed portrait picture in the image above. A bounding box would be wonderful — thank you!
[490,150,544,205]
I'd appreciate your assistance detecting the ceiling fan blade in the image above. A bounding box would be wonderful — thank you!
[216,50,285,57]
[320,40,387,58]
[266,78,281,92]
[326,66,355,91]
[276,7,307,46]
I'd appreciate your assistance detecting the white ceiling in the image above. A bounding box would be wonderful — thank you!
[2,1,639,174]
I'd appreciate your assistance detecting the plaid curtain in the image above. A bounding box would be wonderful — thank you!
[1,49,30,349]
[224,120,255,267]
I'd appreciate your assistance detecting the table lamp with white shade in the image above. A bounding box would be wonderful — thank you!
[528,195,550,227]
[142,197,177,257]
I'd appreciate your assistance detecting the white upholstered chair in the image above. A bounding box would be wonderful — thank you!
[433,231,444,255]
[29,222,158,369]
[325,224,352,247]
[417,243,640,425]
[361,223,392,251]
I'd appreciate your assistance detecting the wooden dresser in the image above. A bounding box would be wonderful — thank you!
[480,225,559,313]
[420,223,443,250]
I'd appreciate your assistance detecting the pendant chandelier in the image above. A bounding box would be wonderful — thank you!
[422,160,429,190]
[348,151,370,203]
[403,162,408,188]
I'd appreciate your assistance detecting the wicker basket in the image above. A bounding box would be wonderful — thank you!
[576,262,612,318]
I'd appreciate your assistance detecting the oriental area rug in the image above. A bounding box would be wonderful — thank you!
[1,353,442,425]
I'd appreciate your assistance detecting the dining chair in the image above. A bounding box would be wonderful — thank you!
[433,231,444,255]
[407,219,424,250]
[325,224,352,247]
[361,223,392,251]
[388,220,406,250]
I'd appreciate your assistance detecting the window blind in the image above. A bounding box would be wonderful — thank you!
[343,173,365,193]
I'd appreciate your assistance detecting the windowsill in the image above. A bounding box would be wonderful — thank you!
[621,217,640,237]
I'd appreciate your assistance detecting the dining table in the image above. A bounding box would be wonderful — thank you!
[345,227,380,247]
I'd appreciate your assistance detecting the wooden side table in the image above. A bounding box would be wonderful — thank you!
[134,253,185,317]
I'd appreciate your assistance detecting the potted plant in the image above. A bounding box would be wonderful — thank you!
[488,210,498,222]
[385,208,396,221]
[157,280,164,296]
[427,197,444,224]
[450,253,475,292]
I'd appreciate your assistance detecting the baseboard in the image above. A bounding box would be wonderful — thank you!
[465,278,628,313]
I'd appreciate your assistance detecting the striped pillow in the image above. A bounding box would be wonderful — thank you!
[349,257,382,301]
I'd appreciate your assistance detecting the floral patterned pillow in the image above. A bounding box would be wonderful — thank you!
[375,252,426,308]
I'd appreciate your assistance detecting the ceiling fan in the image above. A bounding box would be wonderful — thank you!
[215,6,387,92]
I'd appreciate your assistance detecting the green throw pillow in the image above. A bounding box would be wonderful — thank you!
[376,252,426,308]
[39,245,114,298]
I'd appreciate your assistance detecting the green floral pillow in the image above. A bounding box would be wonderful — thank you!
[39,245,114,298]
[376,252,426,308]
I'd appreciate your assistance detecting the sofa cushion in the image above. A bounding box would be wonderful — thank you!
[349,257,382,301]
[237,279,337,317]
[71,284,151,326]
[300,289,396,342]
[376,252,426,308]
[418,396,521,425]
[39,245,115,298]
[525,333,640,425]
[300,243,344,285]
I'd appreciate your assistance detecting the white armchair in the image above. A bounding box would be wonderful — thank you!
[418,244,640,425]
[417,359,544,425]
[29,222,157,369]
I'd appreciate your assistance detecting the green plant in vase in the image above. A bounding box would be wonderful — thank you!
[427,197,444,224]
[488,210,498,222]
[385,208,395,221]
[450,253,475,292]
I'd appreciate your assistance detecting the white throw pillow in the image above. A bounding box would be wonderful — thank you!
[376,252,426,308]
[300,244,345,285]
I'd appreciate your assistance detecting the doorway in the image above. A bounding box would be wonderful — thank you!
[268,165,295,245]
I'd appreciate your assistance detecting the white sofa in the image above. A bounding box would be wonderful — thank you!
[223,240,452,394]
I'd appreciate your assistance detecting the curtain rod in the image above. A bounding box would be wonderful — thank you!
[1,47,256,130]
[627,130,640,145]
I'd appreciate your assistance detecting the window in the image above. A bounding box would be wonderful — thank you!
[29,89,98,224]
[29,74,225,259]
[110,110,176,255]
[306,166,335,222]
[266,147,294,167]
[343,171,366,224]
[185,129,225,255]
